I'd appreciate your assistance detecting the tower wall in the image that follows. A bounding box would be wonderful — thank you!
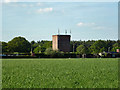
[52,35,71,52]
[52,35,58,50]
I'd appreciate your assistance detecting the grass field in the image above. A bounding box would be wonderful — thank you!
[2,58,118,88]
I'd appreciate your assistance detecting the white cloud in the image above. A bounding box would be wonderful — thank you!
[3,1,42,7]
[77,22,95,27]
[77,22,84,26]
[4,0,11,3]
[4,0,18,3]
[4,0,10,3]
[77,22,111,30]
[36,8,53,13]
[3,2,44,9]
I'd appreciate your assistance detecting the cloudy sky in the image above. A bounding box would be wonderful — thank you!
[1,2,118,42]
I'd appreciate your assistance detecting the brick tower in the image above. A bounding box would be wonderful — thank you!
[52,35,71,52]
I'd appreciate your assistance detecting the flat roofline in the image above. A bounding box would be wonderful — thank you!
[52,35,71,36]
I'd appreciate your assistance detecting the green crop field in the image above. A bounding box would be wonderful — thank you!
[2,58,118,88]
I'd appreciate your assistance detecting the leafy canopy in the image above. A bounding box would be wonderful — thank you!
[7,36,31,53]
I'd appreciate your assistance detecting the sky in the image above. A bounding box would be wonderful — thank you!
[1,2,118,42]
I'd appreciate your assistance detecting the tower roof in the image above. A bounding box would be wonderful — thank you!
[52,35,71,37]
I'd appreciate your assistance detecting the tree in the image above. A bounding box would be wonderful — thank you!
[2,42,8,53]
[106,40,116,51]
[45,48,54,55]
[7,36,31,53]
[111,43,120,52]
[40,41,52,52]
[30,40,37,53]
[113,43,118,47]
[34,45,41,53]
[45,48,63,57]
[0,41,2,54]
[31,40,35,45]
[76,45,87,54]
[89,40,107,54]
[100,47,105,52]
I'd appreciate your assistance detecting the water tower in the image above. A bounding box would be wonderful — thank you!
[52,30,71,52]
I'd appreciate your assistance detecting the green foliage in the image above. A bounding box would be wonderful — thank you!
[31,40,37,52]
[70,40,95,52]
[104,52,108,57]
[1,36,119,54]
[45,48,64,57]
[2,42,8,53]
[33,45,41,53]
[0,41,2,54]
[31,40,35,45]
[113,43,118,48]
[7,36,31,53]
[76,45,87,54]
[90,40,107,54]
[2,58,118,88]
[111,47,120,52]
[111,43,120,52]
[45,48,53,55]
[40,41,52,52]
[100,47,105,53]
[31,40,52,53]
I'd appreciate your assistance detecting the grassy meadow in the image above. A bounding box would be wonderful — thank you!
[2,58,118,88]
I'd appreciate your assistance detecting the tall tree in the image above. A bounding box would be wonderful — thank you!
[34,45,42,53]
[111,42,120,52]
[76,45,88,54]
[2,42,8,53]
[7,36,31,53]
[89,40,107,54]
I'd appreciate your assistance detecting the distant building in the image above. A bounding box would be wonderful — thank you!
[52,35,71,52]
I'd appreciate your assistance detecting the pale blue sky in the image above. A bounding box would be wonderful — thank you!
[1,2,118,42]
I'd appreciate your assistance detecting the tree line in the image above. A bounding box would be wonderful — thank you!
[1,36,120,54]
